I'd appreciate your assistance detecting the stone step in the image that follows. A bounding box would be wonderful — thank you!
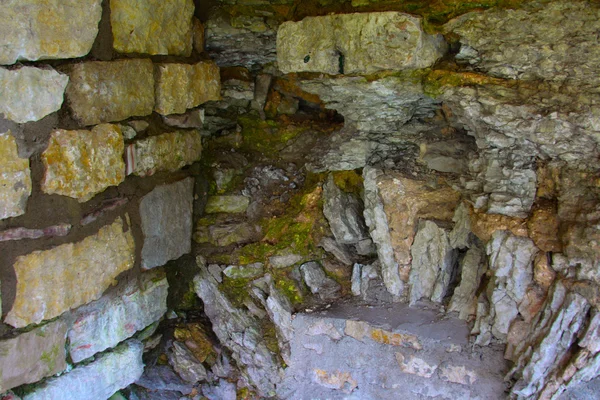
[278,302,509,400]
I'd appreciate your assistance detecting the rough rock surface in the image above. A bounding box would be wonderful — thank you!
[66,59,155,126]
[111,0,194,56]
[322,175,368,244]
[204,195,250,214]
[0,132,31,220]
[0,0,102,65]
[448,246,487,320]
[154,62,221,115]
[0,67,69,123]
[132,130,202,177]
[41,124,125,202]
[22,340,144,400]
[277,12,446,75]
[193,258,282,396]
[300,262,342,301]
[6,216,135,328]
[168,341,208,383]
[408,221,457,305]
[0,319,68,393]
[68,269,168,362]
[363,167,460,298]
[140,178,194,269]
[300,75,438,134]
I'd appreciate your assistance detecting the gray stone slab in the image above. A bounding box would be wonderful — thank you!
[140,178,194,269]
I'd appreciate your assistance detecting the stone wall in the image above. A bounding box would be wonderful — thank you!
[0,0,216,397]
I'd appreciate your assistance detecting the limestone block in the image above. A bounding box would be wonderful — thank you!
[41,124,125,202]
[111,0,194,56]
[140,178,194,269]
[68,269,168,363]
[22,340,144,400]
[0,0,102,65]
[0,319,68,393]
[277,12,446,75]
[132,130,202,177]
[66,59,154,125]
[0,67,68,123]
[0,132,31,220]
[5,216,136,328]
[363,167,460,298]
[322,174,368,244]
[154,62,220,115]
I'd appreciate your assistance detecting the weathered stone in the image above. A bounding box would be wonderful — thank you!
[419,139,472,174]
[173,323,217,365]
[313,369,358,394]
[0,67,68,123]
[0,132,31,220]
[469,206,528,242]
[223,263,264,279]
[6,216,135,328]
[300,261,342,301]
[300,76,438,134]
[0,319,68,393]
[195,221,260,247]
[22,340,144,400]
[168,341,207,384]
[136,365,194,394]
[277,12,446,75]
[395,352,438,378]
[449,246,487,320]
[322,174,368,244]
[319,237,353,266]
[202,379,237,400]
[306,320,342,341]
[132,130,202,177]
[204,196,250,214]
[140,178,194,270]
[193,18,205,53]
[269,253,303,269]
[533,253,556,291]
[154,62,220,115]
[439,364,477,385]
[409,220,457,305]
[66,59,154,125]
[445,1,600,85]
[371,328,422,350]
[162,109,205,129]
[68,269,168,363]
[193,259,282,396]
[363,167,460,298]
[527,201,561,252]
[0,0,102,65]
[111,0,194,56]
[448,203,474,249]
[41,124,125,202]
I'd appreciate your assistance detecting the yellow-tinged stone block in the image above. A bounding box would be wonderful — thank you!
[154,61,221,115]
[132,130,202,177]
[0,0,102,65]
[66,59,155,126]
[5,216,136,328]
[41,124,125,202]
[0,132,31,220]
[111,0,195,56]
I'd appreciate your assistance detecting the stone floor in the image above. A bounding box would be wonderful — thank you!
[278,302,509,400]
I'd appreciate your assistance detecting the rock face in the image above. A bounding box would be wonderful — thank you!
[300,261,342,301]
[300,75,438,134]
[22,340,144,400]
[111,0,195,56]
[204,196,250,214]
[322,175,368,244]
[277,12,446,75]
[363,167,460,298]
[154,62,221,115]
[140,178,194,269]
[132,130,202,177]
[0,67,69,123]
[193,259,282,396]
[408,221,457,305]
[0,132,31,220]
[0,319,68,393]
[68,269,168,363]
[0,0,102,65]
[6,216,136,328]
[446,1,600,85]
[66,59,155,125]
[41,124,125,202]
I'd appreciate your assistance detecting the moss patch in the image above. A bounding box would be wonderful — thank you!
[332,170,364,196]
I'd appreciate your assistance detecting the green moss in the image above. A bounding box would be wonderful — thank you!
[422,69,513,97]
[219,276,253,308]
[40,344,60,372]
[238,115,308,158]
[179,282,200,310]
[273,273,304,307]
[332,170,364,195]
